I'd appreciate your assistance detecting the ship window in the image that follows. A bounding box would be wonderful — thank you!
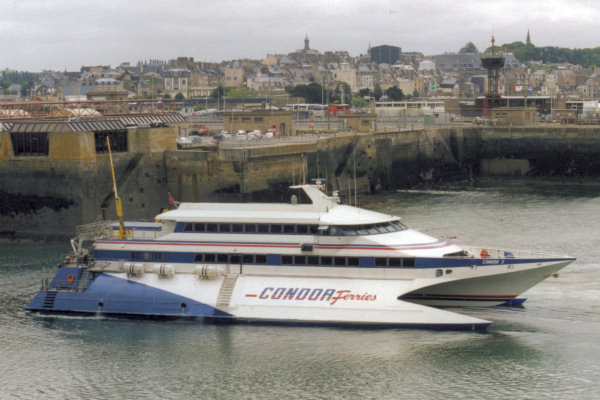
[309,225,319,234]
[230,255,240,264]
[347,257,360,266]
[194,254,203,262]
[375,257,387,267]
[318,226,331,236]
[258,224,269,233]
[296,225,308,234]
[334,257,346,266]
[294,256,307,265]
[154,252,165,261]
[367,225,380,234]
[357,225,370,235]
[403,258,416,267]
[255,255,267,264]
[271,224,282,233]
[217,254,228,263]
[245,224,257,233]
[204,254,216,263]
[232,224,244,233]
[342,226,358,236]
[194,223,206,232]
[243,254,254,264]
[320,256,332,265]
[389,258,402,267]
[131,251,142,260]
[284,224,295,234]
[184,224,193,232]
[207,223,218,232]
[220,224,231,233]
[307,255,319,265]
[282,255,293,265]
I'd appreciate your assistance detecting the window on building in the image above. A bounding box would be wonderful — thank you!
[95,130,127,153]
[10,132,49,156]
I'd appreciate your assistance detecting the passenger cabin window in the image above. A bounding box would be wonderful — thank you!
[335,221,406,236]
[374,257,415,268]
[182,222,319,235]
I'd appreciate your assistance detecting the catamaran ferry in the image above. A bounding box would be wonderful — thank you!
[26,183,574,330]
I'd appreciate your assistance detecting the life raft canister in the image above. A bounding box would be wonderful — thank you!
[66,274,76,284]
[480,249,489,258]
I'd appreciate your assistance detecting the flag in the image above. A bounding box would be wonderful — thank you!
[514,85,523,92]
[527,85,534,93]
[168,193,175,206]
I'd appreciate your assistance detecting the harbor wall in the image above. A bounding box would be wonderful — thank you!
[2,125,600,238]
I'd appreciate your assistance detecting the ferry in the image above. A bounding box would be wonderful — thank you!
[26,183,574,331]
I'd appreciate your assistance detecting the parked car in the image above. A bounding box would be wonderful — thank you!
[248,129,263,139]
[190,128,210,136]
[264,129,280,138]
[236,130,248,140]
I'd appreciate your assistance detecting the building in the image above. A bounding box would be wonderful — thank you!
[164,69,191,97]
[224,110,293,136]
[338,113,377,133]
[370,45,401,65]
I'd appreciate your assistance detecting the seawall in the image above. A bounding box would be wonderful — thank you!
[2,125,600,238]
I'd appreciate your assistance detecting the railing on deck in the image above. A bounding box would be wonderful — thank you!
[76,220,118,240]
[464,246,563,259]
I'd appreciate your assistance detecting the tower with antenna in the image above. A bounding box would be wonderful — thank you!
[480,36,505,117]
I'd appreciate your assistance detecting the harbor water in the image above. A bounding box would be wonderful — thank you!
[1,179,599,399]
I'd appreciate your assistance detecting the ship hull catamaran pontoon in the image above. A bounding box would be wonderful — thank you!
[27,182,574,331]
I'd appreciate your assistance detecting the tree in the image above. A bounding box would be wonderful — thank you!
[211,85,225,99]
[358,88,371,99]
[174,93,185,101]
[351,96,368,109]
[386,85,405,101]
[334,82,352,103]
[373,84,383,100]
[460,42,479,53]
[285,83,324,103]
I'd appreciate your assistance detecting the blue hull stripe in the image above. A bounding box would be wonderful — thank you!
[92,248,573,269]
[26,273,231,318]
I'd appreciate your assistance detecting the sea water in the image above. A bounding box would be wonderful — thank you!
[1,179,599,399]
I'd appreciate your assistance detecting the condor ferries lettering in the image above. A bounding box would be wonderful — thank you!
[246,287,377,306]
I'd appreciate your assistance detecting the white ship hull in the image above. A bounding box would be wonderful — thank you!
[27,184,575,330]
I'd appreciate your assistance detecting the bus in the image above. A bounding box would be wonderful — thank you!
[328,104,351,116]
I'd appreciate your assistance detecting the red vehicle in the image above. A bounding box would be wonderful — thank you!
[190,127,211,136]
[328,104,351,117]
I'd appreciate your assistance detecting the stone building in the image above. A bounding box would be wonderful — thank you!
[224,110,293,136]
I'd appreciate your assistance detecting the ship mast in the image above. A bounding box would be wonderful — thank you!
[106,137,125,239]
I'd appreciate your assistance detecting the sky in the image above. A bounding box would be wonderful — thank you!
[1,0,599,72]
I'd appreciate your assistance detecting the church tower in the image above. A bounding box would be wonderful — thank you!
[304,33,310,51]
[526,29,531,45]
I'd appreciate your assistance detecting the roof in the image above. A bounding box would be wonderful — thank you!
[9,119,126,133]
[4,113,185,133]
[157,185,398,225]
[117,112,185,126]
[0,122,12,132]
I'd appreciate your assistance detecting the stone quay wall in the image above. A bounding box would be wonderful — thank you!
[2,125,600,238]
